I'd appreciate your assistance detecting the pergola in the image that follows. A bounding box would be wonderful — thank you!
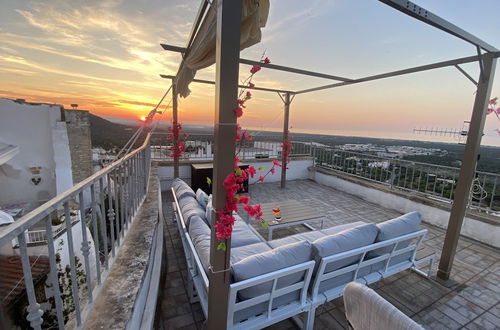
[160,1,499,328]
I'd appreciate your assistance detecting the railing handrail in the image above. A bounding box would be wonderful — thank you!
[0,133,152,247]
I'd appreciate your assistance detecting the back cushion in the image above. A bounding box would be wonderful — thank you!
[205,196,213,226]
[196,189,208,209]
[231,241,312,300]
[312,224,378,273]
[173,179,196,200]
[180,197,208,228]
[188,215,211,247]
[368,212,421,257]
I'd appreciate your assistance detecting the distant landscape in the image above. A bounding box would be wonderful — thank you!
[91,115,500,174]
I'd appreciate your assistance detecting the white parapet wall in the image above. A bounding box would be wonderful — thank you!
[312,170,500,248]
[157,158,314,191]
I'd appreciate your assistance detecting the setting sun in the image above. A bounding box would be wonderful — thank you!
[140,116,147,122]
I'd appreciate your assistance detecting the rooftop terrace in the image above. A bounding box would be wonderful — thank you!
[160,179,500,330]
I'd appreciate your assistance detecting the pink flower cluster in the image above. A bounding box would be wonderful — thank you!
[281,137,293,166]
[167,123,186,159]
[487,97,500,135]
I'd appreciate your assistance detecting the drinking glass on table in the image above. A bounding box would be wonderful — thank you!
[272,206,281,222]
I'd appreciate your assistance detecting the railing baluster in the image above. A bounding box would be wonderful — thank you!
[45,216,65,330]
[64,200,82,325]
[78,190,94,304]
[90,184,102,285]
[108,173,116,257]
[18,233,44,330]
[113,170,121,246]
[99,176,109,269]
[490,176,497,210]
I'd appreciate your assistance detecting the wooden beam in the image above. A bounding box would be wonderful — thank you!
[280,93,291,189]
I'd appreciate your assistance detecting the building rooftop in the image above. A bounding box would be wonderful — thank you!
[160,179,500,330]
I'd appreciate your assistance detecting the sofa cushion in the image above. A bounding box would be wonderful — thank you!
[368,212,421,257]
[173,179,196,200]
[320,221,368,236]
[196,189,209,209]
[230,242,272,265]
[180,198,208,228]
[312,224,378,273]
[205,196,213,226]
[231,240,312,300]
[188,215,211,247]
[231,217,263,248]
[268,230,326,248]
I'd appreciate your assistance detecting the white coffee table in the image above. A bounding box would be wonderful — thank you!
[259,200,324,240]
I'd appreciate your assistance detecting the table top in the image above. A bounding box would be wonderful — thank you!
[192,162,249,170]
[260,200,323,227]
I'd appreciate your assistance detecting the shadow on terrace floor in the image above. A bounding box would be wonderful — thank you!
[159,179,500,330]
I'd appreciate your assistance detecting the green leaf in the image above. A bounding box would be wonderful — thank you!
[206,177,212,186]
[260,221,268,229]
[217,242,226,251]
[257,167,265,171]
[235,168,242,176]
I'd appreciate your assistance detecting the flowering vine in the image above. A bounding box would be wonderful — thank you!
[487,97,500,135]
[167,123,187,158]
[215,56,277,251]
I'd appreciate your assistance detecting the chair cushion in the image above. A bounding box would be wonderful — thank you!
[312,224,378,273]
[368,212,421,257]
[230,242,272,265]
[320,221,368,236]
[196,189,209,209]
[268,230,326,248]
[231,240,312,300]
[231,217,263,248]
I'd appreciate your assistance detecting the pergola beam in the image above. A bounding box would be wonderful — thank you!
[160,74,294,94]
[296,52,500,94]
[379,0,499,53]
[161,43,353,82]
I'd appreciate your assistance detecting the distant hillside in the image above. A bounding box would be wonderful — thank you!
[90,114,145,150]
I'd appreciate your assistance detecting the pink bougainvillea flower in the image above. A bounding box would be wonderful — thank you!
[238,195,250,204]
[248,82,255,88]
[234,106,243,118]
[488,108,494,115]
[246,91,252,99]
[246,166,257,178]
[262,57,271,64]
[259,175,265,182]
[242,131,252,141]
[250,65,261,74]
[272,159,282,167]
[270,167,276,174]
[490,97,498,106]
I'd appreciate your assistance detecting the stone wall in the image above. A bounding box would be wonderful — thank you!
[65,109,92,183]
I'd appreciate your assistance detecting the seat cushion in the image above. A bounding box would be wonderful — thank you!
[231,240,313,300]
[268,230,326,248]
[320,221,368,236]
[368,212,421,257]
[231,217,263,248]
[312,224,378,273]
[196,189,209,209]
[230,242,272,265]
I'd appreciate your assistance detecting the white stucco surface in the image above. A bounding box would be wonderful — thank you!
[0,99,73,211]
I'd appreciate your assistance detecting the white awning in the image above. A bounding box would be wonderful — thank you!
[176,0,270,98]
[0,142,19,165]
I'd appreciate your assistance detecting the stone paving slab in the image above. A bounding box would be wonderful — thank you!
[159,179,500,329]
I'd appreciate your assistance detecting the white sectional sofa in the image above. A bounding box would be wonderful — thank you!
[170,178,427,330]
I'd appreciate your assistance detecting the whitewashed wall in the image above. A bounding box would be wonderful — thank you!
[0,99,73,212]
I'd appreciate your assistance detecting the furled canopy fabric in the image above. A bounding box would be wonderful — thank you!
[176,0,270,98]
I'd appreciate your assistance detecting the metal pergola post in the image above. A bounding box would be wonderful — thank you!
[172,83,179,178]
[207,0,242,328]
[280,92,292,189]
[437,52,497,281]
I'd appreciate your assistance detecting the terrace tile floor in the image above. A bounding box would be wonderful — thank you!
[158,179,500,330]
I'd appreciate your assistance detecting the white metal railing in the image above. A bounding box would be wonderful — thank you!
[0,133,152,329]
[312,146,500,214]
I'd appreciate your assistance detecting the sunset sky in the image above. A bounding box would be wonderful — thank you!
[1,0,500,145]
